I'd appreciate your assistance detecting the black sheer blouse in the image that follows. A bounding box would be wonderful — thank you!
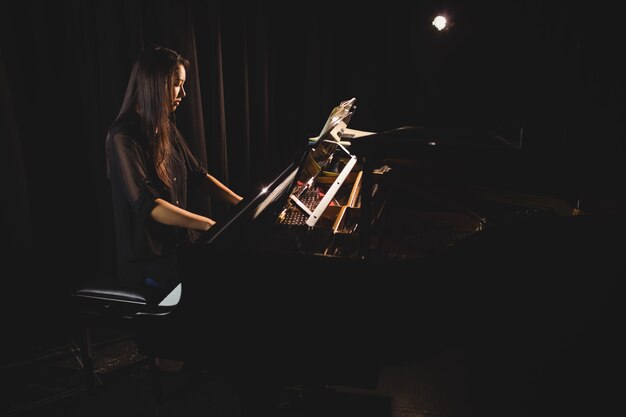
[105,115,208,287]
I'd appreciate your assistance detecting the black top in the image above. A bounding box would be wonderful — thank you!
[105,114,208,288]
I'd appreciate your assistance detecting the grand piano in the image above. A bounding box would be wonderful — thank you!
[150,98,622,391]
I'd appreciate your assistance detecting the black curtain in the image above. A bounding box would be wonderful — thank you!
[1,0,624,359]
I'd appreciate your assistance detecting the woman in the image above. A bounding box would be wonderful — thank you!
[106,45,242,290]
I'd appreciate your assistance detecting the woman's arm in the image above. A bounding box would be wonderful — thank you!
[202,173,243,205]
[151,198,215,231]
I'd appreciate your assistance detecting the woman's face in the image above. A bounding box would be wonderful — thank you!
[171,64,186,112]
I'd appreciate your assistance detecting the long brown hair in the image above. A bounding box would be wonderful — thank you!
[114,45,190,187]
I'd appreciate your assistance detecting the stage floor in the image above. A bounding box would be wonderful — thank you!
[1,320,622,417]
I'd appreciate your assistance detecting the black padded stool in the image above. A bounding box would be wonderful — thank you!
[69,277,182,402]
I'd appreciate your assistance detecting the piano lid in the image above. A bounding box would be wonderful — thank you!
[349,125,521,160]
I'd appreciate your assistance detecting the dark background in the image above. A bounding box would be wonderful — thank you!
[1,0,624,365]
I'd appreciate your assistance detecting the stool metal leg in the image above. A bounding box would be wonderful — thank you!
[75,325,101,390]
[148,354,164,404]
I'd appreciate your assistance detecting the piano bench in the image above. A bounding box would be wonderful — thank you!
[69,278,181,403]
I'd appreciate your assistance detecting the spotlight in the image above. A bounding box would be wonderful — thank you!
[432,15,447,31]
